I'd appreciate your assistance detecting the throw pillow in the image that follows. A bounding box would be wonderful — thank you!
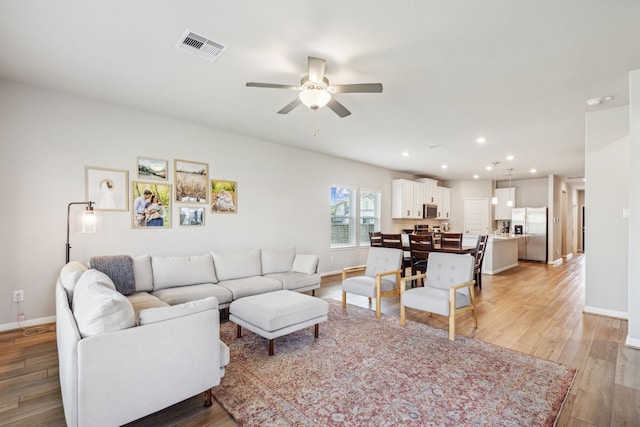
[291,254,318,274]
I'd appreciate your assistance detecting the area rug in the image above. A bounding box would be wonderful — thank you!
[213,301,576,426]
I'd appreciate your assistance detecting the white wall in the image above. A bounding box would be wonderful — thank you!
[0,80,405,328]
[628,70,640,347]
[584,105,630,318]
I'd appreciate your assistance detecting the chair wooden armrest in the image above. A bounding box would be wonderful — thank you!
[341,265,366,280]
[374,269,402,279]
[400,273,426,293]
[450,279,476,291]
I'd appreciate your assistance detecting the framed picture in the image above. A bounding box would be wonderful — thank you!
[211,180,237,214]
[131,181,172,229]
[85,167,129,211]
[137,157,168,181]
[175,159,208,203]
[179,206,205,226]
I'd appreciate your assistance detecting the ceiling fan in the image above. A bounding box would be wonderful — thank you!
[246,56,383,118]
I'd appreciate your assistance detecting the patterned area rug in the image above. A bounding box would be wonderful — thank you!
[213,301,576,426]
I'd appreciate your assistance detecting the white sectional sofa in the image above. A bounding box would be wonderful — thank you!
[55,247,320,427]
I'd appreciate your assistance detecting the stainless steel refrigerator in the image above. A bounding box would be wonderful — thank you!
[512,207,548,262]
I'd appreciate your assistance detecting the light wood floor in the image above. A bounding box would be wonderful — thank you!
[1,253,639,426]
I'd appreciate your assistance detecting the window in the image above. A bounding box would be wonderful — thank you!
[360,189,381,245]
[330,186,355,247]
[330,186,381,248]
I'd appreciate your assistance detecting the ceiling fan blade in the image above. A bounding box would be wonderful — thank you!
[246,82,298,90]
[332,83,383,93]
[277,98,302,114]
[308,57,326,83]
[327,97,351,118]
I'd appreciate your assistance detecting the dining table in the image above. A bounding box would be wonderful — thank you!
[400,233,476,255]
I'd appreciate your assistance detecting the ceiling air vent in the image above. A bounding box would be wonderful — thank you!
[176,30,227,62]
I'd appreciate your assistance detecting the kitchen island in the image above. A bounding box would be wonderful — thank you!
[463,234,524,275]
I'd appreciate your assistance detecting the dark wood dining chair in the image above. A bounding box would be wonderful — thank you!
[408,233,434,286]
[369,231,383,247]
[440,233,463,250]
[381,233,411,275]
[473,235,489,290]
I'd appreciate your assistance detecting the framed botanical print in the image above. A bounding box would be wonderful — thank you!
[211,180,237,214]
[85,167,129,211]
[131,181,172,229]
[175,159,208,203]
[137,157,168,181]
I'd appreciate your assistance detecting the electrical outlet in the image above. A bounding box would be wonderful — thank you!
[18,313,25,322]
[13,290,24,302]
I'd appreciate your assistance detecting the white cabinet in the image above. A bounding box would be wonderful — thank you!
[436,186,451,219]
[494,187,516,220]
[417,178,438,205]
[392,179,425,219]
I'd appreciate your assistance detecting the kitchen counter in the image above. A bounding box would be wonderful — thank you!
[463,234,523,275]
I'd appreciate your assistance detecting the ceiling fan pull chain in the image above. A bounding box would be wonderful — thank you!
[313,109,320,136]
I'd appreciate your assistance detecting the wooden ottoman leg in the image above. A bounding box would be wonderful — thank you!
[314,324,319,339]
[269,339,274,356]
[204,388,212,407]
[236,324,242,338]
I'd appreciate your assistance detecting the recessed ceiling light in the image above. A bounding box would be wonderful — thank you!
[506,155,514,160]
[476,137,486,144]
[401,151,409,157]
[473,174,479,179]
[530,168,537,173]
[485,165,492,171]
[441,164,448,169]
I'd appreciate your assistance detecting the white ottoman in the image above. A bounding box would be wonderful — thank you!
[229,290,329,356]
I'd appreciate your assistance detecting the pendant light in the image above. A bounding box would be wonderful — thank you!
[491,162,499,205]
[506,168,514,207]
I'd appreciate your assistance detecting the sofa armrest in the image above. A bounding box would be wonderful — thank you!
[76,307,221,427]
[138,296,218,325]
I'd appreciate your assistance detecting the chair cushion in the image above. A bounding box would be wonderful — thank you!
[212,249,261,281]
[401,287,471,316]
[425,252,474,293]
[364,247,403,278]
[72,270,136,338]
[261,247,296,274]
[151,254,217,290]
[342,275,398,298]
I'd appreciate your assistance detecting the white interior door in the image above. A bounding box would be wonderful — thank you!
[464,198,489,235]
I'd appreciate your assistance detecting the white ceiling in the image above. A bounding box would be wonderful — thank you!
[2,0,640,186]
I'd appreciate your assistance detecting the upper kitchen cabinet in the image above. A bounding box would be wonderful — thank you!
[436,186,451,219]
[392,179,425,219]
[494,187,516,220]
[416,178,438,205]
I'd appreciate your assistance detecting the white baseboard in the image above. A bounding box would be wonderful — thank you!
[626,335,640,349]
[483,263,519,275]
[583,306,629,320]
[0,315,56,332]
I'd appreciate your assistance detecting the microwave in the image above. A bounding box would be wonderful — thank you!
[423,204,438,219]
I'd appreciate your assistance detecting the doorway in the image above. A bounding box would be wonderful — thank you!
[464,198,489,235]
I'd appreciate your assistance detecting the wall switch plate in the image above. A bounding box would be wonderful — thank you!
[623,208,630,219]
[13,290,24,302]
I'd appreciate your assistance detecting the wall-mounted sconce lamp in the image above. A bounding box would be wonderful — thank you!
[66,201,96,264]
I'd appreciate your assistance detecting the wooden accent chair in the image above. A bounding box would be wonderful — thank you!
[399,252,477,340]
[473,235,489,290]
[369,231,383,247]
[341,247,403,318]
[440,232,463,250]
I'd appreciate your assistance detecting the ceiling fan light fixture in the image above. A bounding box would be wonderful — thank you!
[298,87,331,110]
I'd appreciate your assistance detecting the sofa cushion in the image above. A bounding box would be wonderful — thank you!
[72,270,136,338]
[126,292,169,323]
[261,247,296,274]
[59,261,88,303]
[133,255,153,292]
[217,276,282,299]
[212,248,261,281]
[90,255,136,295]
[152,283,233,306]
[152,254,217,290]
[138,297,218,325]
[264,272,321,291]
[291,254,319,274]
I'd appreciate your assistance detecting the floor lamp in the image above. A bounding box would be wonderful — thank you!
[66,201,96,264]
